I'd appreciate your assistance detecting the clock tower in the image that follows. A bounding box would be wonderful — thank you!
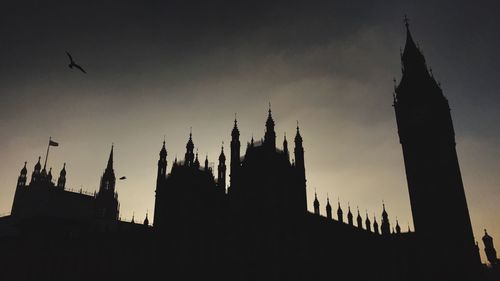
[394,17,480,280]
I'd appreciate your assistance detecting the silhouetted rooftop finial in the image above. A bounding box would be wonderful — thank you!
[106,144,114,171]
[404,14,410,30]
[20,161,28,175]
[60,162,66,176]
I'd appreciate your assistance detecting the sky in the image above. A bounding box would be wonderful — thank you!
[1,0,500,262]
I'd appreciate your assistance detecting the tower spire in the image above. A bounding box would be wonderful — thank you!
[185,129,195,166]
[356,207,363,229]
[96,144,119,220]
[264,103,276,149]
[313,191,320,215]
[218,141,227,193]
[229,115,241,195]
[326,194,332,219]
[107,144,114,171]
[337,198,343,223]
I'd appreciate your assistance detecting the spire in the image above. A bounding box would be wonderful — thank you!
[160,138,167,158]
[107,144,114,171]
[187,129,194,150]
[356,207,363,229]
[395,219,401,234]
[395,15,443,104]
[219,142,226,161]
[401,15,426,73]
[295,121,302,144]
[337,199,343,223]
[229,116,241,194]
[326,195,332,219]
[381,202,391,235]
[347,203,353,226]
[204,154,209,171]
[382,202,388,219]
[157,139,168,185]
[313,191,320,215]
[185,129,195,166]
[20,161,27,175]
[266,102,273,122]
[98,145,116,194]
[60,163,66,176]
[264,103,276,149]
[218,141,227,192]
[232,114,240,138]
[34,156,41,172]
[144,212,149,227]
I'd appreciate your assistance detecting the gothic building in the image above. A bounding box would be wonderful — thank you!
[394,18,481,280]
[0,19,497,281]
[10,145,119,221]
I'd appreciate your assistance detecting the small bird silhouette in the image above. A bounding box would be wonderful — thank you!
[119,176,127,180]
[66,51,86,73]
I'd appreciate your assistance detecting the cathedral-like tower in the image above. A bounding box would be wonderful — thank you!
[185,131,195,167]
[294,123,307,211]
[96,145,119,220]
[394,18,479,279]
[218,143,226,193]
[264,105,276,150]
[154,140,167,228]
[229,117,240,195]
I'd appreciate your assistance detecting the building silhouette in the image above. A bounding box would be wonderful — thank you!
[10,145,119,221]
[0,19,497,281]
[393,17,482,280]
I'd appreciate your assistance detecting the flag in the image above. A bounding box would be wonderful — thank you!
[49,140,59,146]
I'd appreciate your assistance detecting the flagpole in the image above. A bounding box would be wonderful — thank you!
[43,136,51,170]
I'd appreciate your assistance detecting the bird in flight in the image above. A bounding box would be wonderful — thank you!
[119,176,127,180]
[66,51,86,73]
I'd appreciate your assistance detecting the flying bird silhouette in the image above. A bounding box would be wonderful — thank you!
[119,176,127,180]
[66,51,86,73]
